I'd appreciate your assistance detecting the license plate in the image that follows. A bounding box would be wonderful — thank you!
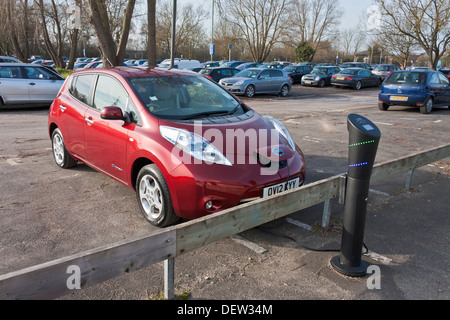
[303,80,312,84]
[337,76,344,80]
[390,96,408,101]
[261,178,300,198]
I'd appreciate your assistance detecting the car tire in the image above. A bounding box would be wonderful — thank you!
[378,102,389,111]
[318,79,325,87]
[280,84,289,97]
[51,128,77,169]
[354,81,362,90]
[420,97,433,114]
[244,85,255,98]
[136,164,178,227]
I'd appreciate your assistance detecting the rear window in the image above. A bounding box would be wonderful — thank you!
[340,69,358,75]
[384,72,426,85]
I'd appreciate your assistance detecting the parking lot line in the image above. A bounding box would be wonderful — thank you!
[328,105,375,113]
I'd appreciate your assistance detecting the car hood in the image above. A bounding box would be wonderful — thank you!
[158,113,294,157]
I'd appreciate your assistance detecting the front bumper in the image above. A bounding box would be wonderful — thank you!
[166,149,306,220]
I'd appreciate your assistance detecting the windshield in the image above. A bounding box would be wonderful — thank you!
[311,68,328,74]
[341,63,356,68]
[128,75,242,120]
[235,69,261,78]
[374,66,390,71]
[384,72,426,85]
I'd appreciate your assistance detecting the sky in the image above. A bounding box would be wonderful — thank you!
[183,0,375,30]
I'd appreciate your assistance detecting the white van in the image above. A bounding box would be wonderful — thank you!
[158,59,202,70]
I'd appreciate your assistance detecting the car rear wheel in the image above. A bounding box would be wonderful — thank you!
[280,84,289,97]
[420,97,433,114]
[244,85,255,98]
[378,102,389,111]
[354,81,362,90]
[51,128,77,169]
[136,164,178,227]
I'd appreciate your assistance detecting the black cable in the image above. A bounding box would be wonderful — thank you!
[256,226,369,254]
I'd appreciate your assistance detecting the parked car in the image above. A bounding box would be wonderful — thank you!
[221,61,246,69]
[301,66,341,87]
[372,64,401,80]
[47,67,306,226]
[284,65,313,84]
[0,56,22,63]
[331,68,382,90]
[340,62,373,70]
[0,63,64,108]
[378,70,450,114]
[83,61,103,69]
[439,68,450,80]
[202,61,221,68]
[158,59,202,70]
[236,62,263,71]
[219,68,291,98]
[199,67,240,82]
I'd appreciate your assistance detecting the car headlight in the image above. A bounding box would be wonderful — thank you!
[315,76,320,81]
[160,126,232,166]
[235,80,244,85]
[262,115,296,150]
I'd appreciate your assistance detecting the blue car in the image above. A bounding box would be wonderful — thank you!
[378,70,450,114]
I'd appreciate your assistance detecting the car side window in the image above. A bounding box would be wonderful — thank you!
[429,73,440,85]
[70,74,96,105]
[438,73,449,85]
[269,70,282,78]
[222,69,232,76]
[24,67,55,80]
[93,75,128,112]
[259,70,270,79]
[0,66,22,78]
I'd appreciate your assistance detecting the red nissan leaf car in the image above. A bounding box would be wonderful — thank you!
[48,67,306,227]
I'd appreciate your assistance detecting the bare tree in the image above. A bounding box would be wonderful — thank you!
[290,0,342,59]
[377,0,450,69]
[217,0,293,63]
[86,0,136,66]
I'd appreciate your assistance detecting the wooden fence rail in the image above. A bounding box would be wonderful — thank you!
[1,144,449,300]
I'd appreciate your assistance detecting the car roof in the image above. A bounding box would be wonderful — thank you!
[0,62,45,67]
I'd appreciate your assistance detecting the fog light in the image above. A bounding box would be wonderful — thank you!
[205,200,213,210]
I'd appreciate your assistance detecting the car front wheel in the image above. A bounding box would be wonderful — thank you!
[244,85,255,98]
[136,164,178,227]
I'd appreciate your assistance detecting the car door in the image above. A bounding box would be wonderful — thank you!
[59,73,96,160]
[23,66,64,103]
[428,72,444,104]
[269,69,284,92]
[0,65,29,104]
[437,73,450,105]
[83,74,134,182]
[255,70,271,92]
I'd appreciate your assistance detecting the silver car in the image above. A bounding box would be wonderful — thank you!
[218,68,291,98]
[0,63,65,108]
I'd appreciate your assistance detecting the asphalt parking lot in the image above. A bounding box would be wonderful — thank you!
[0,83,449,301]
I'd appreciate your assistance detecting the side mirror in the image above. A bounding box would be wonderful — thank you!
[101,106,126,120]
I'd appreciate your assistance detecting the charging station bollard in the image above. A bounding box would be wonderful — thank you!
[331,114,381,277]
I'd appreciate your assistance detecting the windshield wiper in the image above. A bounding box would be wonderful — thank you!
[182,110,231,120]
[182,104,242,120]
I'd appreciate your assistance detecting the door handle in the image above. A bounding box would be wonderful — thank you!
[59,105,66,111]
[29,82,36,86]
[85,117,94,125]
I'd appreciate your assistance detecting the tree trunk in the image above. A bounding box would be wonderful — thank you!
[147,0,157,67]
